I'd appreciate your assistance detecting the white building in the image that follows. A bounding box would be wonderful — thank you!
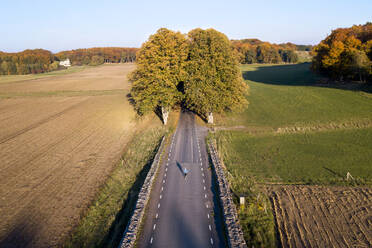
[59,58,71,67]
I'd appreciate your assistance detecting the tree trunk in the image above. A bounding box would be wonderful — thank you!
[161,106,169,125]
[207,112,213,124]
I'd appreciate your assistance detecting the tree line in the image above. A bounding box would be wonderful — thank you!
[312,22,372,83]
[0,49,58,75]
[130,28,248,124]
[232,39,311,64]
[0,47,138,75]
[55,47,138,66]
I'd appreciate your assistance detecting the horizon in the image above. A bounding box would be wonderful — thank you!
[1,0,371,53]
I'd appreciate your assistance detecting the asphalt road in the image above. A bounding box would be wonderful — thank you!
[138,110,226,248]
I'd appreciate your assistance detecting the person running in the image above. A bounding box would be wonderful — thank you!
[183,168,190,179]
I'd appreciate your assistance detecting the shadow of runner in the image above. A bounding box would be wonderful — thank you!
[176,161,184,176]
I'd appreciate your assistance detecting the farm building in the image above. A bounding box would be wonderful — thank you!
[59,58,71,67]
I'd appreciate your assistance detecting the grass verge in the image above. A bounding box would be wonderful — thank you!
[63,127,168,248]
[209,133,276,248]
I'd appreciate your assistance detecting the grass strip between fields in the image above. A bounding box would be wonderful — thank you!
[63,127,169,248]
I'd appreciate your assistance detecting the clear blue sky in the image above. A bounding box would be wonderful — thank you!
[0,0,371,53]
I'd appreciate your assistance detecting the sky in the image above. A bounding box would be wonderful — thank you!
[0,0,371,53]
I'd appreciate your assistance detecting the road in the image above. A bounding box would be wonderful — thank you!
[138,110,226,248]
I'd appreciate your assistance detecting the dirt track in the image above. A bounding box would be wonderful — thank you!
[0,64,156,247]
[270,185,372,248]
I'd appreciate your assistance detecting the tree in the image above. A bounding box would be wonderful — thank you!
[312,22,372,82]
[129,28,188,124]
[90,55,104,66]
[184,28,248,123]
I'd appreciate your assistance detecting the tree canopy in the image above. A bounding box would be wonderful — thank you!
[55,47,138,65]
[0,49,55,75]
[0,47,138,75]
[129,28,248,124]
[129,28,188,122]
[231,39,307,64]
[312,22,372,82]
[184,28,248,122]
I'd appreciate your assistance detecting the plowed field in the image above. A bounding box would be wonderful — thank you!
[270,185,372,248]
[0,64,157,247]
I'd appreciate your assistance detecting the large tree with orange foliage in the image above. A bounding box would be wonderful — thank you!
[312,22,372,82]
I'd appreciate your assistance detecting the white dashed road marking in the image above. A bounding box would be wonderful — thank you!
[153,224,156,230]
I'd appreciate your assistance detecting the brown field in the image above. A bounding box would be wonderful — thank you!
[0,63,135,93]
[0,64,160,247]
[270,185,372,248]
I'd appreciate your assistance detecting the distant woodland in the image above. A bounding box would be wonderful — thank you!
[0,47,138,75]
[55,47,138,66]
[312,22,372,82]
[232,39,312,64]
[3,22,371,80]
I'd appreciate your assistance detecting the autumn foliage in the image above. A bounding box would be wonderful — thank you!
[312,22,372,82]
[55,47,138,66]
[0,47,138,75]
[231,39,309,64]
[0,49,56,75]
[130,28,248,124]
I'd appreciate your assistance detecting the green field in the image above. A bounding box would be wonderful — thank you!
[216,128,372,186]
[213,63,372,247]
[217,63,372,129]
[216,63,372,185]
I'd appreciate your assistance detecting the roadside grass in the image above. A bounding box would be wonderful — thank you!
[63,127,168,248]
[213,63,372,247]
[0,66,89,84]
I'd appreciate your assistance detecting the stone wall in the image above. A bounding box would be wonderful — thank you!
[118,136,165,248]
[208,140,247,248]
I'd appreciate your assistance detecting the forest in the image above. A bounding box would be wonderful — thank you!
[55,47,138,65]
[232,39,311,64]
[312,22,372,82]
[0,47,138,75]
[0,49,57,75]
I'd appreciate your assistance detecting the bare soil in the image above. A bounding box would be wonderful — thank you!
[269,185,372,248]
[0,64,159,248]
[0,63,135,93]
